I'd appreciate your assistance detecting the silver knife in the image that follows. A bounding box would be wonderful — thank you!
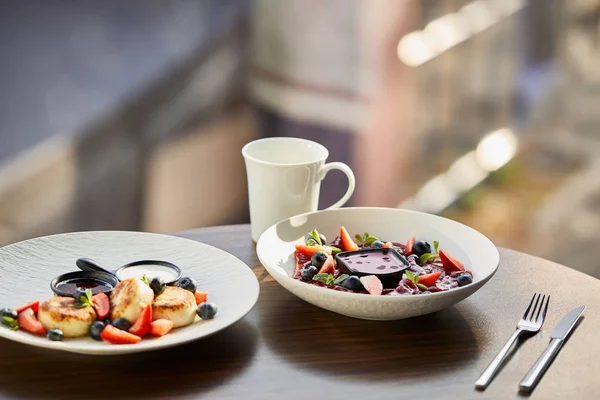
[519,305,586,393]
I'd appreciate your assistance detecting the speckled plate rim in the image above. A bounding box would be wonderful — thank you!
[0,231,259,355]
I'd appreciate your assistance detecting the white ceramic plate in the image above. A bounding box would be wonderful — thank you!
[256,207,499,320]
[0,231,259,355]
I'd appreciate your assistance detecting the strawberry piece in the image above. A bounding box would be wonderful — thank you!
[439,250,465,273]
[194,291,208,305]
[382,241,393,249]
[405,236,416,255]
[340,226,359,251]
[318,255,335,275]
[17,308,46,336]
[129,304,152,337]
[294,245,332,258]
[359,275,383,295]
[15,301,39,315]
[149,319,174,337]
[100,324,142,344]
[92,293,110,320]
[418,272,442,287]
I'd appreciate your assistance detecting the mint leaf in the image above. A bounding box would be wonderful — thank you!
[355,234,363,244]
[433,241,440,254]
[334,274,350,285]
[309,229,323,246]
[75,288,94,308]
[1,316,18,331]
[141,274,152,285]
[405,270,420,285]
[417,283,428,291]
[313,273,335,286]
[331,247,342,255]
[364,235,379,246]
[420,253,438,263]
[306,238,318,246]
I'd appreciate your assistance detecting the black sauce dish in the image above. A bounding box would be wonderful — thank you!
[50,270,120,297]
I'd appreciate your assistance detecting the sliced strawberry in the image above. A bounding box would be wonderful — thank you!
[439,249,465,273]
[149,319,174,337]
[194,291,208,305]
[294,244,332,258]
[318,255,335,274]
[359,275,383,295]
[17,308,45,336]
[382,241,393,249]
[101,324,142,344]
[15,301,39,315]
[129,304,152,337]
[340,226,359,251]
[418,272,442,287]
[405,236,416,255]
[92,293,110,320]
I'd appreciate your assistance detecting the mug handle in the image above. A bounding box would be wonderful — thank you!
[319,162,356,209]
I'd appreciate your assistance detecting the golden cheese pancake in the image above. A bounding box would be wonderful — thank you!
[109,278,154,323]
[38,296,97,338]
[152,286,196,328]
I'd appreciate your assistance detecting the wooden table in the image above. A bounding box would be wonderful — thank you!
[0,224,599,399]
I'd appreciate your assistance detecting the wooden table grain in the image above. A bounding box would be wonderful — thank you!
[0,224,598,399]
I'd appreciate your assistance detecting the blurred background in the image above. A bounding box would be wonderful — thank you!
[0,0,598,278]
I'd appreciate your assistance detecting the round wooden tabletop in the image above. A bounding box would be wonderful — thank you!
[0,224,598,399]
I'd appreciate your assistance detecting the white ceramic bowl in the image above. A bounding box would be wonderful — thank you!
[256,207,499,320]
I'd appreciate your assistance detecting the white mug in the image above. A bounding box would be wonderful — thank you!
[242,137,356,242]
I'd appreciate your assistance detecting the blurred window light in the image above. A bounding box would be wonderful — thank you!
[411,175,459,213]
[446,152,488,191]
[398,0,525,66]
[458,0,497,34]
[397,31,438,67]
[487,0,525,17]
[423,13,470,52]
[475,128,518,172]
[399,127,519,214]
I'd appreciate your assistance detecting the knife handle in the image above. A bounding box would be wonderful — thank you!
[519,338,563,393]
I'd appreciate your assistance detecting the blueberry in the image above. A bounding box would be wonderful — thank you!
[177,277,197,293]
[311,251,329,269]
[150,277,166,296]
[341,276,363,291]
[111,318,131,331]
[89,321,106,341]
[319,233,327,245]
[73,287,87,301]
[407,254,420,265]
[457,274,473,287]
[412,240,432,258]
[0,308,17,320]
[197,302,218,320]
[371,240,384,248]
[47,328,63,341]
[300,265,318,281]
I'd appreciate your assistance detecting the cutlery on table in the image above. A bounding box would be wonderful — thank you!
[518,305,586,393]
[475,293,550,390]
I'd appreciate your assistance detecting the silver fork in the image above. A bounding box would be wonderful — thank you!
[475,293,550,390]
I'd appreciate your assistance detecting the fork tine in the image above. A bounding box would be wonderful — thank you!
[534,295,546,322]
[522,293,537,320]
[538,295,550,322]
[528,294,541,321]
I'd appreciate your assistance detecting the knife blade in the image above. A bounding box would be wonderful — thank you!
[519,306,586,393]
